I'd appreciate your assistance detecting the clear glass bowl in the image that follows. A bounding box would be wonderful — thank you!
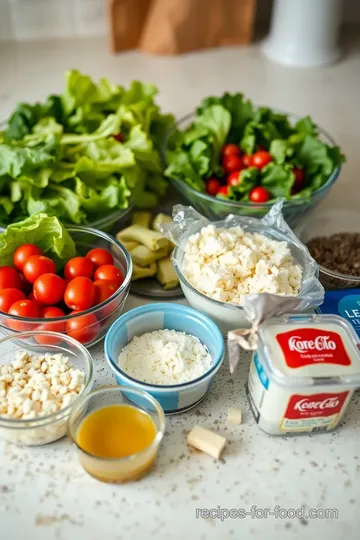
[68,386,165,483]
[297,208,360,289]
[163,112,341,227]
[0,225,132,347]
[0,331,94,446]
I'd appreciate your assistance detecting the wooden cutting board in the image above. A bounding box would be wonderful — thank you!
[107,0,256,54]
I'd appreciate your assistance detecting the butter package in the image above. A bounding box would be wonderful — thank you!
[316,289,360,339]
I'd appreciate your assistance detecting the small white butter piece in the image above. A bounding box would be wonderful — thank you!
[227,407,242,425]
[187,425,226,459]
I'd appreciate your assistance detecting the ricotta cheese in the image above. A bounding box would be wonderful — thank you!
[118,329,212,385]
[182,224,302,304]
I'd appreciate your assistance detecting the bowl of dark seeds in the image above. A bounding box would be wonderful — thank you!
[298,209,360,289]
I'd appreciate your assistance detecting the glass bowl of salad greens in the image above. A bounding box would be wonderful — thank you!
[163,93,344,226]
[0,70,174,231]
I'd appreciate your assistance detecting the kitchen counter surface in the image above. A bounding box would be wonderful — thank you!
[1,35,360,540]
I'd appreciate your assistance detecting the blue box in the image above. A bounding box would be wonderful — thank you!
[316,289,360,339]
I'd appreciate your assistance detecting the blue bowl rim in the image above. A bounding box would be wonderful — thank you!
[104,302,225,390]
[162,110,341,210]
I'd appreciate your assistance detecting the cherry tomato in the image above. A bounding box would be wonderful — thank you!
[217,186,229,197]
[13,244,43,271]
[227,171,242,187]
[23,255,56,284]
[64,257,94,280]
[28,291,44,310]
[66,311,100,344]
[94,265,124,287]
[113,133,124,142]
[0,266,23,292]
[251,151,272,170]
[292,167,305,194]
[222,144,241,158]
[222,154,243,174]
[8,299,40,331]
[205,178,221,196]
[242,154,253,168]
[64,277,96,311]
[86,248,114,269]
[35,306,66,345]
[93,280,118,305]
[33,274,66,305]
[0,289,26,314]
[249,186,271,203]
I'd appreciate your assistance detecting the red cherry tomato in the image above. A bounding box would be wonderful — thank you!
[66,311,100,344]
[33,274,66,305]
[0,289,26,314]
[292,167,305,194]
[251,151,272,170]
[13,244,43,271]
[64,257,94,280]
[23,255,56,284]
[64,277,96,311]
[222,154,243,174]
[217,186,229,197]
[28,291,45,311]
[35,306,66,345]
[205,178,221,196]
[113,133,124,142]
[94,265,124,287]
[257,144,267,151]
[93,280,118,305]
[242,154,253,168]
[222,144,241,158]
[227,171,242,187]
[8,299,40,331]
[86,248,114,269]
[249,186,271,203]
[0,266,23,292]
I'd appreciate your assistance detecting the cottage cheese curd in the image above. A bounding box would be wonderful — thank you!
[118,329,212,385]
[182,224,302,304]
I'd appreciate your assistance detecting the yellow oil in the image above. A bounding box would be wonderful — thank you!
[77,404,157,459]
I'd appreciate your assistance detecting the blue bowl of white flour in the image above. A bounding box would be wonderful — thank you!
[105,303,224,414]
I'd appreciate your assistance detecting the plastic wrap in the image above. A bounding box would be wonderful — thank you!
[161,202,324,366]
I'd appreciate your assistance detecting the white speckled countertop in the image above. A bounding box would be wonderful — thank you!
[1,35,360,540]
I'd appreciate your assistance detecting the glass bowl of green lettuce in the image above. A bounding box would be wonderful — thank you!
[0,70,174,231]
[163,93,344,227]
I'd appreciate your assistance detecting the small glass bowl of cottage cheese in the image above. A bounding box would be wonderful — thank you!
[163,204,323,334]
[105,303,225,414]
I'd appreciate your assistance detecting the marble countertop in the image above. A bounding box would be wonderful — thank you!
[1,35,360,540]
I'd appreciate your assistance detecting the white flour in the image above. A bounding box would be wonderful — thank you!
[118,329,212,385]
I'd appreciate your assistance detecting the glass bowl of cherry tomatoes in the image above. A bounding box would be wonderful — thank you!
[0,226,132,348]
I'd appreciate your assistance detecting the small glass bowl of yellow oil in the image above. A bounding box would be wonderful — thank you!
[68,386,165,483]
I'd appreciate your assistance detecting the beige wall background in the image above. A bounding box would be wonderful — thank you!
[0,0,359,42]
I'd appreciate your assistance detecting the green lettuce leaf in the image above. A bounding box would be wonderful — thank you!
[230,167,259,198]
[0,145,54,178]
[0,213,76,267]
[198,92,254,142]
[261,163,295,198]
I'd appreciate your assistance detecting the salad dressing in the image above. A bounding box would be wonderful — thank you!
[76,404,158,482]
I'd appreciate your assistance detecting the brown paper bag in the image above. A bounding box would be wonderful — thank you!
[139,0,256,54]
[108,0,151,52]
